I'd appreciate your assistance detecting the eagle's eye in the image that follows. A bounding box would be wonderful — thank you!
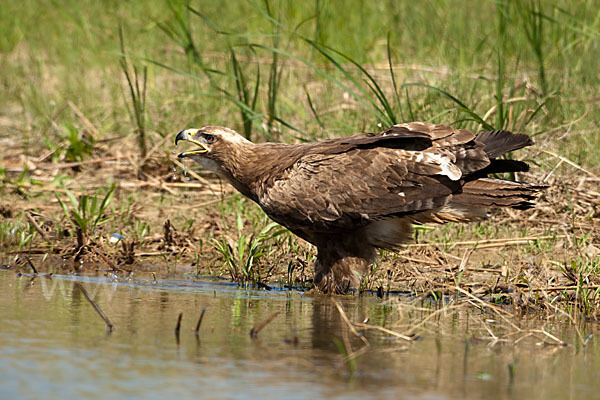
[203,133,217,144]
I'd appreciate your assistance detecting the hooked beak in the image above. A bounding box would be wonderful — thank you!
[175,129,209,158]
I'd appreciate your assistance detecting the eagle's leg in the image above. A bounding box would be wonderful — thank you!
[314,255,368,294]
[313,238,375,294]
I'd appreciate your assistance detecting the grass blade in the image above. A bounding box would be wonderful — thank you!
[401,83,494,130]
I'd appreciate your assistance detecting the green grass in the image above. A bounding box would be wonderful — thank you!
[55,184,116,248]
[211,219,286,287]
[119,26,149,158]
[0,0,598,165]
[210,194,291,286]
[0,217,36,252]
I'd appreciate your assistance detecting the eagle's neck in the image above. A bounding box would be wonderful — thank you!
[215,142,302,203]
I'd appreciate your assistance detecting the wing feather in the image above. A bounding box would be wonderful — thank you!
[259,147,460,232]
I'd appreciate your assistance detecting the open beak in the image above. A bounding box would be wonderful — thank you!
[175,129,209,158]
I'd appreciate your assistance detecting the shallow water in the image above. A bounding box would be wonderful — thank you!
[0,271,598,400]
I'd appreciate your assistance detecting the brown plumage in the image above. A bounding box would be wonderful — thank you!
[175,122,544,293]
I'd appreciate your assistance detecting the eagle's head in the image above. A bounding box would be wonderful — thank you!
[175,126,252,176]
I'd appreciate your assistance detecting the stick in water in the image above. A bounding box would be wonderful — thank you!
[24,256,38,274]
[174,312,183,344]
[74,282,114,332]
[194,308,206,335]
[249,311,280,338]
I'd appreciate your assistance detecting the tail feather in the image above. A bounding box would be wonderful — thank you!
[476,130,533,158]
[364,128,544,251]
[453,178,546,210]
[467,159,530,180]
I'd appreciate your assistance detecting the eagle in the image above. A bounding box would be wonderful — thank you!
[175,122,543,293]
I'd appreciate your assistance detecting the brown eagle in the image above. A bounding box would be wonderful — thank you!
[175,122,542,293]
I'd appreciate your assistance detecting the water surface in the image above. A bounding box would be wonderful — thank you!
[0,271,598,399]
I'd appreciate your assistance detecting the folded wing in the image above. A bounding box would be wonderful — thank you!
[259,122,503,232]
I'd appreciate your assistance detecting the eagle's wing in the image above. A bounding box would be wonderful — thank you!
[259,122,490,233]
